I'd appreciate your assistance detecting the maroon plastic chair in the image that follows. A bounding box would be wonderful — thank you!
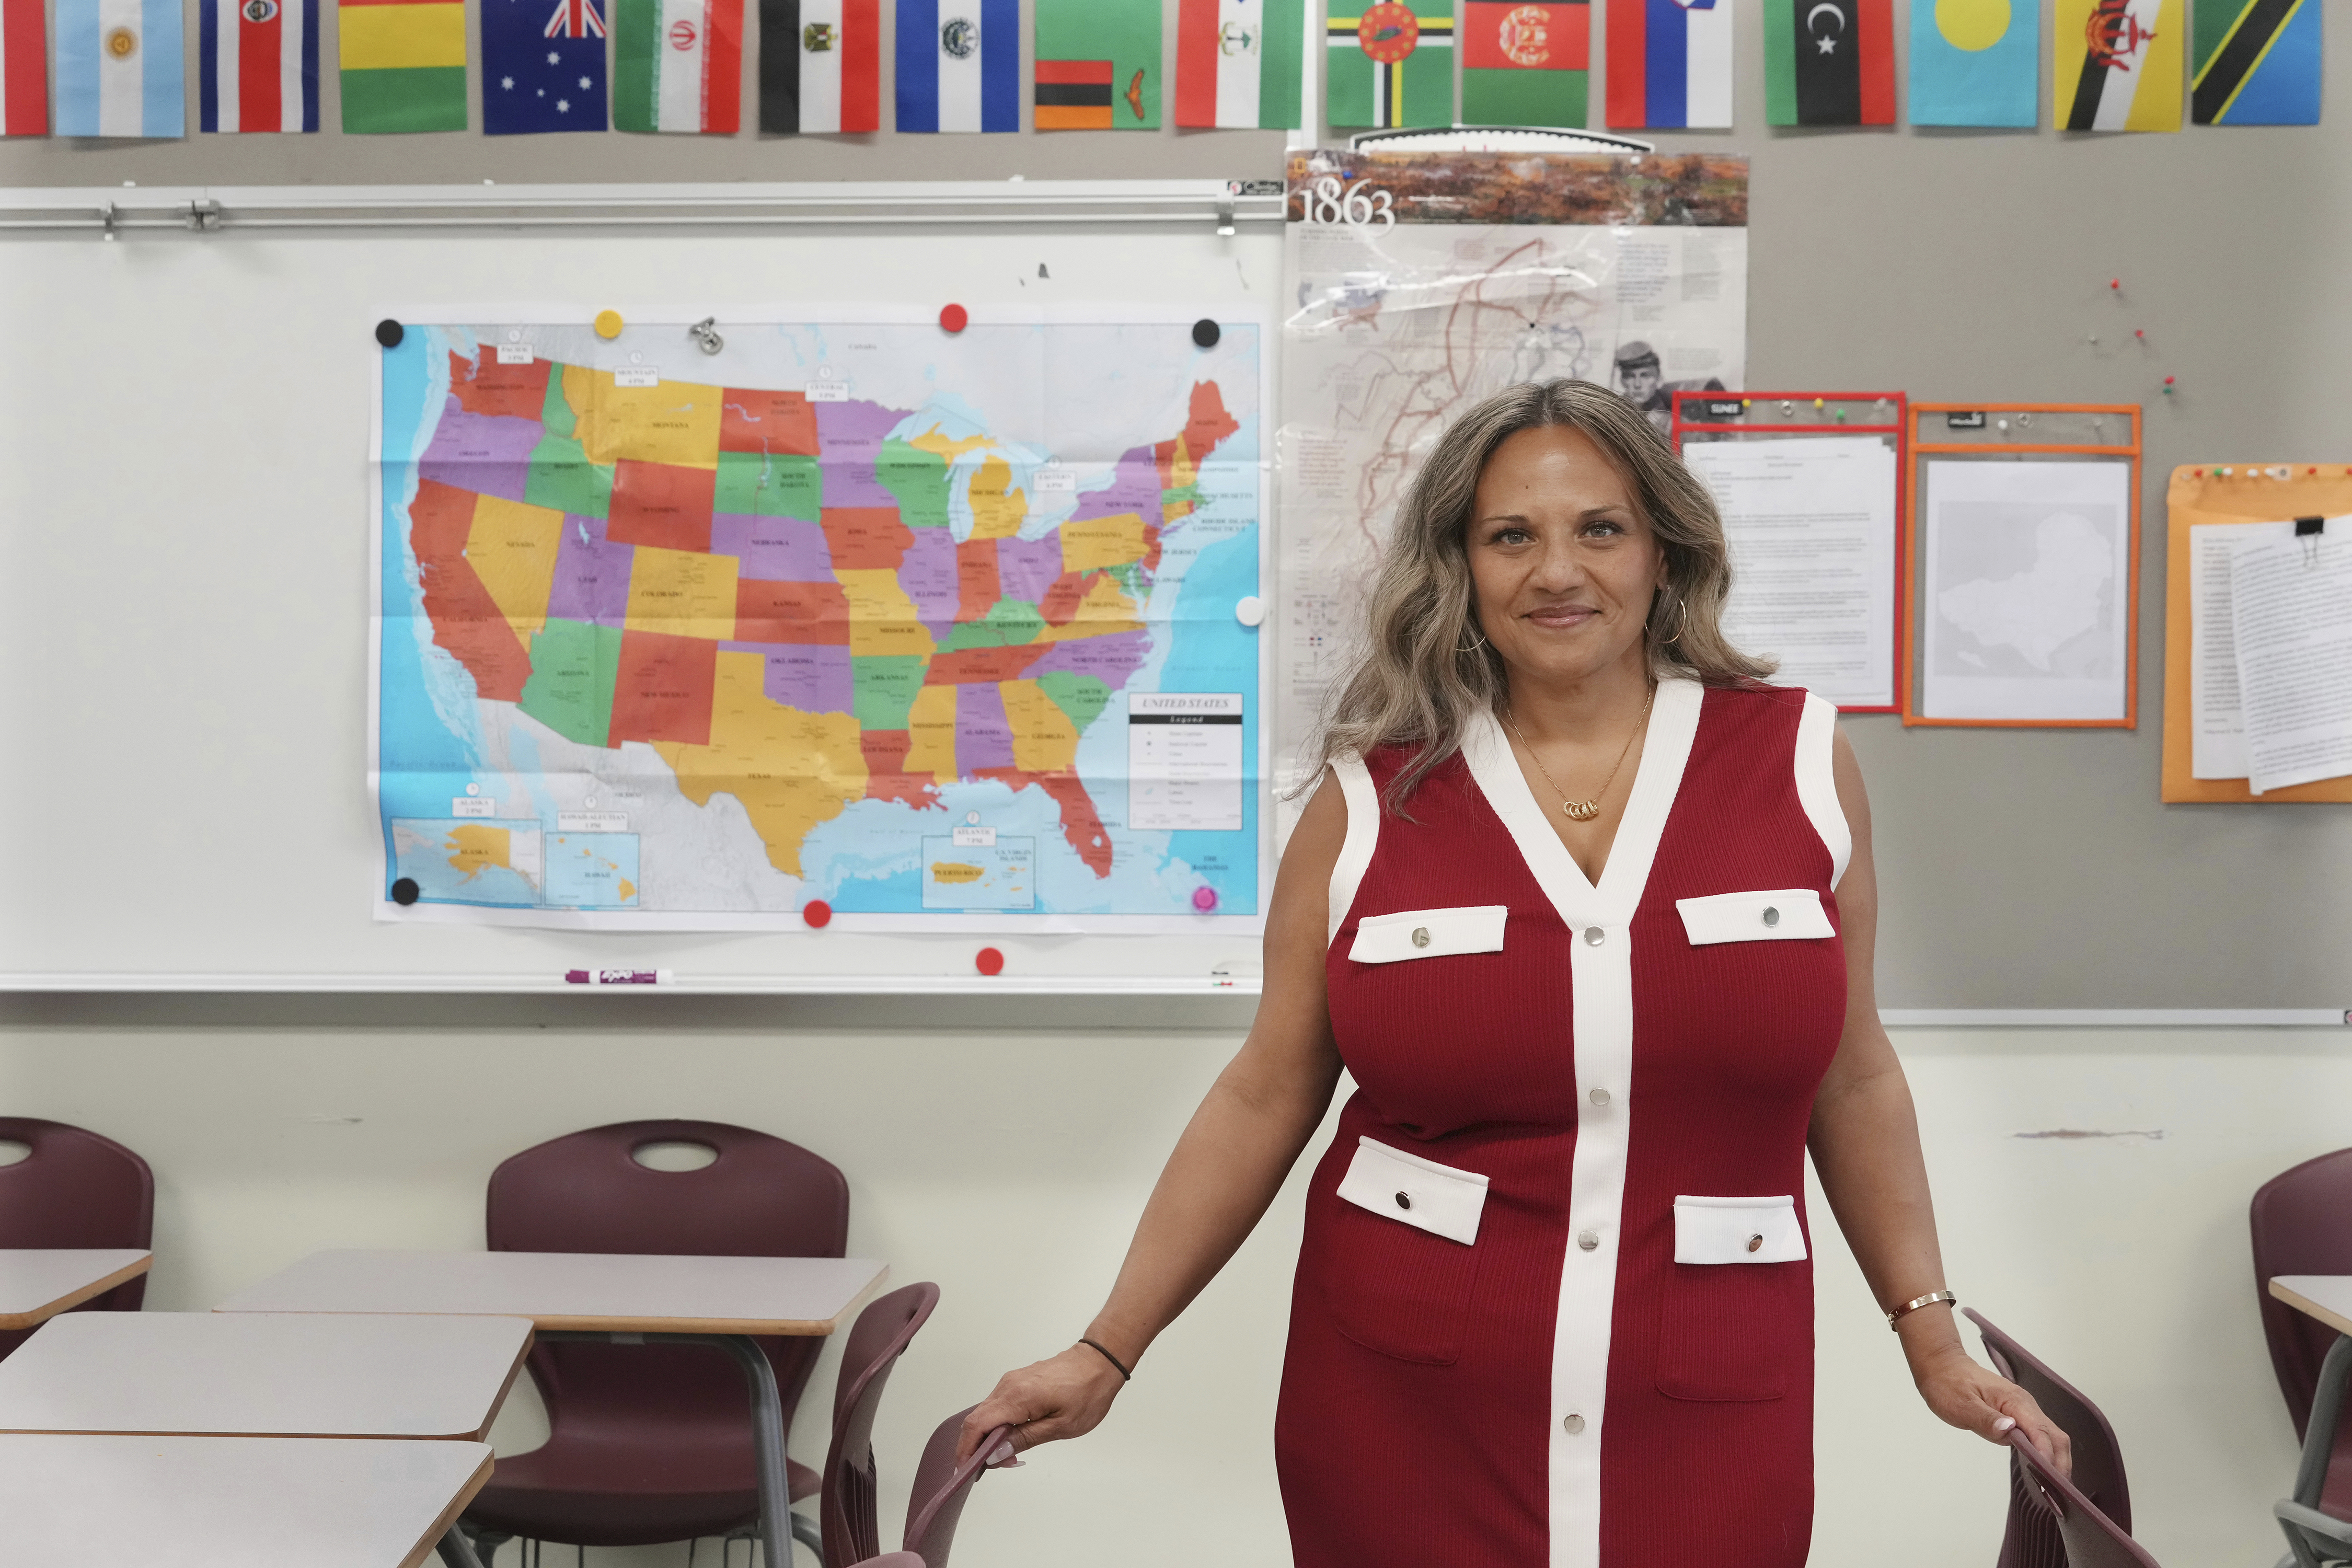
[2005,1429,2164,1568]
[2252,1150,2352,1516]
[899,1406,1016,1568]
[0,1118,153,1362]
[811,1282,941,1568]
[461,1120,848,1559]
[1966,1309,2134,1568]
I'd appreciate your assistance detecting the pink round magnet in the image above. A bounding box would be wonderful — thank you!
[939,304,969,333]
[803,900,832,928]
[975,946,1005,976]
[1191,886,1218,912]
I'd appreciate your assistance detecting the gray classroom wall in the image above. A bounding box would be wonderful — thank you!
[1,2,2348,1565]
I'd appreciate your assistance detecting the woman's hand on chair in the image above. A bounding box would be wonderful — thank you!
[957,1344,1128,1464]
[1915,1344,2074,1479]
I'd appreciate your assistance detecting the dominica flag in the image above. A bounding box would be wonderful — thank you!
[760,0,879,132]
[1035,0,1160,129]
[615,0,741,131]
[1329,2,1455,128]
[1461,1,1588,126]
[1173,0,1304,128]
[1605,0,1731,128]
[1764,0,1893,124]
[2191,0,2319,124]
[483,0,608,133]
[2057,0,2181,130]
[2,0,50,133]
[1909,0,2036,126]
[55,0,185,135]
[200,0,319,131]
[896,0,1016,132]
[339,0,466,130]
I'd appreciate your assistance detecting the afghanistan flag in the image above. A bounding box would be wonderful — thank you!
[483,0,608,132]
[55,0,185,135]
[2056,0,2182,130]
[1909,0,2036,126]
[615,0,740,131]
[1764,0,1893,124]
[1461,1,1587,124]
[201,0,319,131]
[1035,0,1159,129]
[1328,2,1455,128]
[1173,0,1303,128]
[760,0,878,131]
[1604,0,1730,128]
[2,0,50,133]
[2190,0,2319,123]
[339,0,466,130]
[896,0,1015,131]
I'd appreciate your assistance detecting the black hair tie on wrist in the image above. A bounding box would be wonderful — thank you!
[1079,1338,1133,1381]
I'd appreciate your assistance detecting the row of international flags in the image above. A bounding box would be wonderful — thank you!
[0,0,2321,139]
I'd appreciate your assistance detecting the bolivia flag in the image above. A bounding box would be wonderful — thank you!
[1910,0,2037,126]
[1035,0,1160,129]
[2056,0,2181,129]
[2,0,49,134]
[1763,0,1893,124]
[615,0,741,131]
[1173,0,1303,128]
[55,0,185,136]
[896,0,1016,132]
[760,0,879,132]
[1461,0,1589,126]
[1328,2,1455,128]
[2191,0,2319,124]
[200,0,319,132]
[1605,0,1730,128]
[339,0,466,130]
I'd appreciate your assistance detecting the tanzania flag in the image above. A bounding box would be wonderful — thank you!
[1462,1,1587,125]
[55,0,185,135]
[615,0,740,131]
[2,0,50,133]
[201,0,320,131]
[339,0,465,130]
[1909,0,2036,126]
[2056,0,2181,130]
[1173,0,1303,128]
[1035,0,1159,128]
[761,0,879,132]
[2191,0,2319,123]
[1329,2,1455,128]
[1604,0,1730,128]
[1764,0,1892,124]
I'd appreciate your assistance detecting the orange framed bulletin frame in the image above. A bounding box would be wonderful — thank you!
[1903,403,2141,729]
[1670,390,1907,714]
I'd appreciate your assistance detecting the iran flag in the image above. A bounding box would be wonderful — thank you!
[1,0,49,133]
[613,0,741,132]
[1173,0,1302,127]
[759,0,879,132]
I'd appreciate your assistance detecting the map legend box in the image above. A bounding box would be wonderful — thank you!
[1128,694,1246,831]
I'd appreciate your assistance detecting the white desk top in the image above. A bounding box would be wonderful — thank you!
[0,1250,152,1331]
[0,1432,492,1568]
[2271,1276,2352,1336]
[0,1311,534,1440]
[216,1249,888,1335]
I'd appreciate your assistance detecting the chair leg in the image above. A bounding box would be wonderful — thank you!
[463,1525,514,1568]
[789,1509,824,1566]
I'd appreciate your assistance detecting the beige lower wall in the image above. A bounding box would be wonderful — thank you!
[0,997,2330,1565]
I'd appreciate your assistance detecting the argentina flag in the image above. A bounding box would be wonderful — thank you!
[55,0,183,136]
[895,0,1016,132]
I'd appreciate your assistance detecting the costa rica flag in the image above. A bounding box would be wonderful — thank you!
[200,0,320,131]
[1605,0,1730,128]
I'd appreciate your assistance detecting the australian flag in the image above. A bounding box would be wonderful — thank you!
[483,0,607,132]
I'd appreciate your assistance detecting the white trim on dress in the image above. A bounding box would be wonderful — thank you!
[1793,691,1853,889]
[1325,754,1381,950]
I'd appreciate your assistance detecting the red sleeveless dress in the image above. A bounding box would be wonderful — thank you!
[1276,680,1851,1568]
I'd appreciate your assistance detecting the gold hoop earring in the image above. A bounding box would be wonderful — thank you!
[1457,625,1490,655]
[1649,591,1687,648]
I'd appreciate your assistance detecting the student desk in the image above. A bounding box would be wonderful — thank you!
[0,1249,151,1330]
[217,1248,890,1561]
[2267,1276,2352,1560]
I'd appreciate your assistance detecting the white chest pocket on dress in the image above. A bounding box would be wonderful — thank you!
[1673,1195,1807,1263]
[1336,1136,1490,1245]
[1675,889,1834,946]
[1348,905,1507,965]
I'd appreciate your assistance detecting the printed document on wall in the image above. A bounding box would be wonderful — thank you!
[2228,528,2352,794]
[2186,516,2297,778]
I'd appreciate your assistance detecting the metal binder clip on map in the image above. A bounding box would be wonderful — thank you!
[687,317,724,356]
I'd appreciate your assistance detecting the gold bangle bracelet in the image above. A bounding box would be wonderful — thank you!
[1885,1289,1957,1330]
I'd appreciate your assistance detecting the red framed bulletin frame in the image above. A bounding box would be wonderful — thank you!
[1670,390,1908,714]
[1903,403,2141,729]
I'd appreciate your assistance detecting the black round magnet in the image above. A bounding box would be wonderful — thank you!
[390,877,420,906]
[375,319,405,349]
[1191,318,1220,349]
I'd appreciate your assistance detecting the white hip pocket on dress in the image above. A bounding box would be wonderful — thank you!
[1336,1136,1490,1246]
[1348,905,1507,965]
[1673,1195,1807,1264]
[1675,889,1834,946]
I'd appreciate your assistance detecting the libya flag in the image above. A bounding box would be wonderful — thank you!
[1033,0,1160,129]
[1328,1,1454,127]
[2191,0,2320,124]
[1461,1,1586,126]
[1764,0,1895,124]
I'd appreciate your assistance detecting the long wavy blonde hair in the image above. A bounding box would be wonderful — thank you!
[1311,378,1773,806]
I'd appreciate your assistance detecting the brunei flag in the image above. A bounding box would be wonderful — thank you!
[614,0,741,131]
[339,0,466,130]
[1909,0,2037,126]
[2056,0,2182,130]
[1035,0,1160,129]
[1764,0,1893,123]
[2,0,50,133]
[201,0,320,131]
[1173,0,1304,128]
[1329,2,1455,128]
[760,0,879,132]
[1462,1,1588,126]
[1605,0,1730,127]
[896,0,1015,131]
[2191,0,2319,124]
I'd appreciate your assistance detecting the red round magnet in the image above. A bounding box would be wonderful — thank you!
[803,899,833,928]
[975,946,1005,976]
[939,304,969,333]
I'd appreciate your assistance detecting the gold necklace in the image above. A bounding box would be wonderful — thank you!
[1504,687,1655,823]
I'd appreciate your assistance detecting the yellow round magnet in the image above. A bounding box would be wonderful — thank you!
[593,310,625,340]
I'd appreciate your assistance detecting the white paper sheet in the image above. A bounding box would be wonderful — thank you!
[2230,527,2352,794]
[2186,518,2300,778]
[1682,435,1898,708]
[1920,459,2133,722]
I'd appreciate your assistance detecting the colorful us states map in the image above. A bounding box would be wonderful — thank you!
[372,316,1266,929]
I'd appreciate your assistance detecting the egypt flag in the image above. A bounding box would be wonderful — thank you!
[760,0,878,131]
[2192,0,2319,124]
[1764,0,1892,123]
[2057,0,2182,129]
[896,0,1015,131]
[1035,0,1160,129]
[614,0,740,130]
[1605,0,1730,127]
[1173,0,1304,128]
[1462,1,1588,126]
[200,0,319,130]
[1328,2,1455,128]
[55,0,185,135]
[2,0,49,133]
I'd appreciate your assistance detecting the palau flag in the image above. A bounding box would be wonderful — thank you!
[1035,0,1160,129]
[1605,0,1730,128]
[1461,0,1588,126]
[614,0,741,132]
[483,0,608,133]
[2,0,50,134]
[1764,0,1893,123]
[2055,0,2182,130]
[340,0,467,130]
[1910,0,2036,126]
[895,0,1016,131]
[760,0,880,132]
[1173,0,1304,128]
[2192,0,2319,124]
[201,0,320,132]
[55,0,185,136]
[1328,1,1455,128]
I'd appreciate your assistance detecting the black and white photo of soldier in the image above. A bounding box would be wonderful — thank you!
[1613,340,1727,435]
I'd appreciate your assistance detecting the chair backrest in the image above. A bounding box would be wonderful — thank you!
[819,1282,941,1568]
[0,1119,154,1359]
[1967,1309,2134,1537]
[2251,1149,2352,1440]
[2006,1430,2164,1568]
[485,1120,848,1449]
[900,1406,1013,1568]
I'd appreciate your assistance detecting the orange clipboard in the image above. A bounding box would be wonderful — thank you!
[2162,462,2352,803]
